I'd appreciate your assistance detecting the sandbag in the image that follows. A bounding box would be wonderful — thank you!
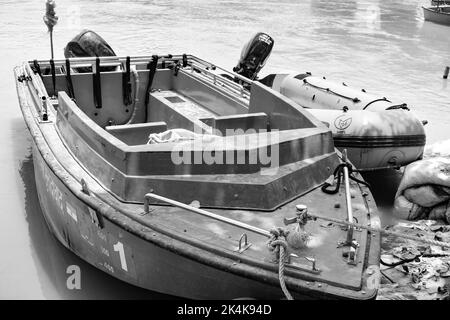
[394,139,450,223]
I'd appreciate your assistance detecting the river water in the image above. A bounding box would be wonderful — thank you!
[0,0,448,299]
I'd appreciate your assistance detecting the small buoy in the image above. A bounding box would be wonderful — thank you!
[444,66,449,79]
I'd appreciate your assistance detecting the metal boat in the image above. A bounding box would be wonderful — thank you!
[431,0,450,6]
[423,5,450,25]
[14,44,381,299]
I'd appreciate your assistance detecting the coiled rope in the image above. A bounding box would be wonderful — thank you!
[43,0,58,32]
[43,0,58,60]
[321,162,370,194]
[267,228,293,300]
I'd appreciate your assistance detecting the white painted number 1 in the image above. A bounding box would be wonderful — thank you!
[113,241,128,271]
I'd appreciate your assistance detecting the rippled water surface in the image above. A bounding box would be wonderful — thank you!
[0,0,448,299]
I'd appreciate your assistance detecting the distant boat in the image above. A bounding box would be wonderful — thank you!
[423,5,450,25]
[431,0,450,5]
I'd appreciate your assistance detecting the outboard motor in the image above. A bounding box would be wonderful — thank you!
[233,32,274,80]
[64,29,117,72]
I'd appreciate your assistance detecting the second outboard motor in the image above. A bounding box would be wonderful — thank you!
[64,29,117,72]
[233,32,274,80]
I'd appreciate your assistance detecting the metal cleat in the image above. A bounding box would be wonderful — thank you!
[341,240,359,265]
[288,253,321,274]
[283,204,315,229]
[234,233,252,254]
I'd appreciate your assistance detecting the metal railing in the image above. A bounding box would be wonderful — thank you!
[143,193,271,238]
[20,63,52,121]
[30,54,253,100]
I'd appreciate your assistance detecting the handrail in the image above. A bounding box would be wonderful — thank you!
[342,150,354,243]
[21,63,52,121]
[190,56,252,84]
[30,54,254,89]
[143,193,271,238]
[31,54,183,66]
[30,54,253,103]
[189,63,250,99]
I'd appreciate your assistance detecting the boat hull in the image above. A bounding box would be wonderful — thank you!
[423,6,450,25]
[432,0,450,5]
[31,138,380,300]
[32,141,295,299]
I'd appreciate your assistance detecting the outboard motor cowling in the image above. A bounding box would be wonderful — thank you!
[233,32,274,80]
[64,29,117,72]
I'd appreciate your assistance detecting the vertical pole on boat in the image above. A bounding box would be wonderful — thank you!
[43,0,58,60]
[50,32,54,60]
[342,149,354,244]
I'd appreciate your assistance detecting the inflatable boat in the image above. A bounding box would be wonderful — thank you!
[14,30,381,299]
[259,73,426,171]
[229,32,426,171]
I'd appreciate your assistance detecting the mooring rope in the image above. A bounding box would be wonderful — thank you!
[321,163,370,194]
[268,228,294,300]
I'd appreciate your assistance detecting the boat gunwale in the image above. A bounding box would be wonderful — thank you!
[423,5,450,16]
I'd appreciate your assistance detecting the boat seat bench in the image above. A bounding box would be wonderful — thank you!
[148,90,270,136]
[148,90,215,133]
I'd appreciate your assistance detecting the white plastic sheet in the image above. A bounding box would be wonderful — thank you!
[147,128,204,144]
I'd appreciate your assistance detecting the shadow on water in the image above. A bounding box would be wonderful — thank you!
[18,150,177,299]
[361,168,403,227]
